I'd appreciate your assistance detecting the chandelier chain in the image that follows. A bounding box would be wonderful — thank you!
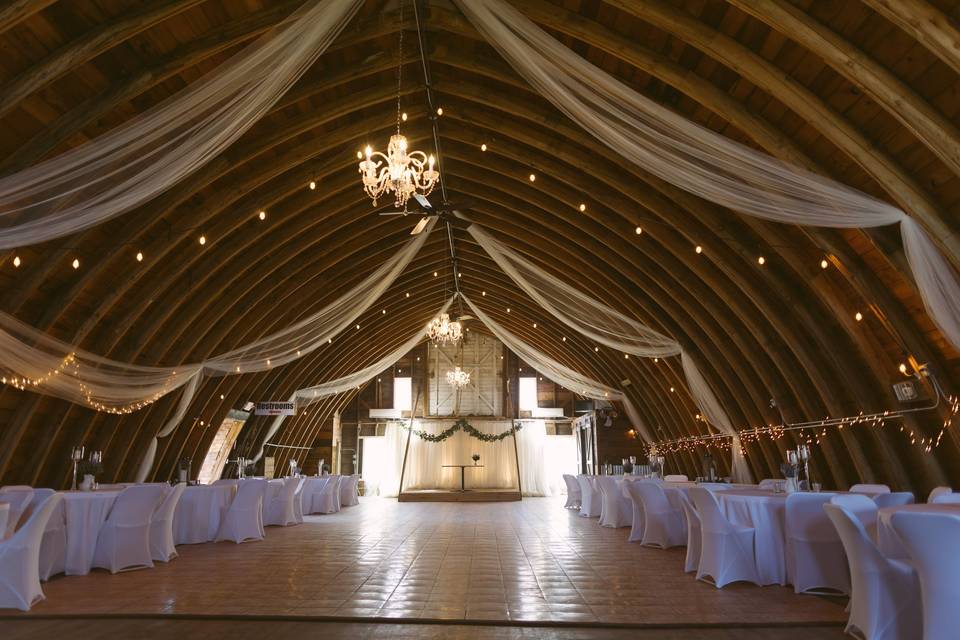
[396,0,403,135]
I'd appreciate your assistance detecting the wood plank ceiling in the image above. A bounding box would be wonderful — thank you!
[0,0,958,492]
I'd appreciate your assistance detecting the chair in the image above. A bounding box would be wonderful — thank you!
[664,474,688,482]
[21,489,66,581]
[576,475,600,518]
[0,493,63,610]
[561,474,581,509]
[688,487,759,588]
[629,482,686,548]
[331,475,343,512]
[623,480,645,542]
[597,477,631,528]
[92,484,165,574]
[265,477,299,527]
[930,493,960,505]
[303,477,328,515]
[830,494,879,538]
[758,478,778,491]
[927,486,951,503]
[292,478,306,524]
[216,479,267,544]
[873,492,915,509]
[150,483,186,562]
[824,503,921,640]
[890,511,960,640]
[312,475,341,514]
[0,487,34,538]
[784,493,850,595]
[675,490,701,573]
[850,483,890,495]
[340,475,360,507]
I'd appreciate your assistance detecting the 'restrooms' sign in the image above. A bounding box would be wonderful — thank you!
[255,401,296,416]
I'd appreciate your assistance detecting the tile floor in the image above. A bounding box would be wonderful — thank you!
[10,496,847,629]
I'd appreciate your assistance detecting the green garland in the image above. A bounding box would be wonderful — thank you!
[403,418,522,443]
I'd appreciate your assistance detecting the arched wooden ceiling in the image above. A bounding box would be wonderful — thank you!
[0,0,958,492]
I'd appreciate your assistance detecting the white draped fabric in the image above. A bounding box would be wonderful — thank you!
[252,295,455,463]
[515,421,577,497]
[0,0,363,249]
[464,223,751,482]
[454,0,960,353]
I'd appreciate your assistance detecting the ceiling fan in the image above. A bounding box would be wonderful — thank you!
[378,193,474,235]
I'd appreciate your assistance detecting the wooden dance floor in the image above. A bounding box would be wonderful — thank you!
[398,489,522,502]
[4,497,846,638]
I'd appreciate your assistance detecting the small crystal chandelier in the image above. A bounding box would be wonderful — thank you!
[446,366,470,389]
[357,0,439,208]
[426,313,462,345]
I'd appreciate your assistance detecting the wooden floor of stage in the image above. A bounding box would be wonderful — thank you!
[398,489,522,502]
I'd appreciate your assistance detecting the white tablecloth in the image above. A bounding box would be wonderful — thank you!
[715,490,790,586]
[878,503,960,560]
[173,484,236,544]
[60,490,121,575]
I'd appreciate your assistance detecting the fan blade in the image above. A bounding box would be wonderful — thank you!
[410,217,429,235]
[456,314,474,321]
[413,192,433,211]
[378,211,408,216]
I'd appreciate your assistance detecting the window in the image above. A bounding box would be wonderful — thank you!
[197,417,244,484]
[394,376,412,411]
[519,377,538,411]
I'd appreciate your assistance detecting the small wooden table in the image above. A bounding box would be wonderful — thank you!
[442,464,485,492]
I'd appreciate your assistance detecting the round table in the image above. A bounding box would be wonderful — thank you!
[173,484,236,544]
[878,503,960,560]
[59,490,121,575]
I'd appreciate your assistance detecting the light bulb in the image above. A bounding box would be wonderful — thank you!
[457,272,461,278]
[258,210,266,220]
[579,203,586,212]
[481,291,486,296]
[506,307,511,313]
[855,311,863,322]
[136,252,143,262]
[529,173,536,182]
[12,256,20,267]
[199,235,206,245]
[533,323,537,328]
[899,363,908,374]
[365,145,372,158]
[428,155,435,168]
[695,245,703,254]
[357,150,363,159]
[72,258,79,269]
[309,181,316,190]
[436,107,443,116]
[433,271,438,277]
[355,324,360,330]
[670,387,675,393]
[758,256,765,265]
[382,309,386,314]
[594,346,599,352]
[401,112,408,121]
[562,336,567,342]
[220,394,225,400]
[624,353,629,359]
[480,143,487,151]
[405,292,410,297]
[635,226,642,235]
[820,259,829,269]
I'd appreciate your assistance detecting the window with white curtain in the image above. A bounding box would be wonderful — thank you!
[519,377,538,411]
[394,376,412,410]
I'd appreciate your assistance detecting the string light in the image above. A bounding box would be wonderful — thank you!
[436,107,443,116]
[579,203,586,212]
[635,226,642,235]
[136,251,143,262]
[757,256,765,265]
[258,210,266,221]
[405,292,410,297]
[401,112,408,122]
[480,143,487,151]
[899,363,908,374]
[855,311,863,322]
[821,259,829,269]
[481,291,486,296]
[309,181,316,190]
[529,173,536,182]
[695,245,703,254]
[13,256,20,267]
[72,258,79,269]
[433,271,438,277]
[199,235,206,245]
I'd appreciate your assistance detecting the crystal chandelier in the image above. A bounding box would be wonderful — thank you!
[357,0,439,208]
[446,366,471,389]
[426,313,462,345]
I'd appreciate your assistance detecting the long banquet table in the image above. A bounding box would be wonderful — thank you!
[172,484,237,544]
[61,489,123,575]
[877,503,960,560]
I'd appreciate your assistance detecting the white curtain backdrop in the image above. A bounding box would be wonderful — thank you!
[454,0,960,354]
[515,420,577,497]
[462,224,751,482]
[360,424,406,498]
[0,0,363,249]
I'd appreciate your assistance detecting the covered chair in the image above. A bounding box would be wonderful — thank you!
[0,487,34,539]
[217,479,268,544]
[927,486,951,503]
[630,482,686,548]
[292,477,306,524]
[92,484,165,573]
[597,476,631,528]
[150,483,186,562]
[784,493,849,595]
[675,489,701,573]
[561,474,581,509]
[265,477,300,527]
[0,493,63,611]
[824,503,921,640]
[664,474,688,482]
[891,511,960,640]
[312,475,341,514]
[302,476,328,515]
[624,480,645,542]
[340,475,360,507]
[830,494,879,538]
[18,488,66,581]
[931,493,960,505]
[576,475,600,518]
[850,483,891,495]
[688,487,759,588]
[873,492,915,509]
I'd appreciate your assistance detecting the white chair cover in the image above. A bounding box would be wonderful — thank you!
[331,475,343,512]
[150,483,186,562]
[927,486,952,503]
[624,480,645,542]
[312,476,341,514]
[664,475,688,482]
[784,493,850,595]
[303,477,329,514]
[830,494,879,538]
[930,493,960,505]
[757,479,778,491]
[265,477,299,527]
[873,492,916,509]
[850,483,891,495]
[92,484,165,573]
[675,489,701,573]
[16,488,65,582]
[575,475,600,518]
[597,477,632,528]
[216,479,267,544]
[630,482,686,548]
[0,493,63,610]
[561,474,581,509]
[340,474,360,507]
[292,478,306,524]
[0,487,34,538]
[890,511,960,640]
[688,487,759,588]
[824,503,922,640]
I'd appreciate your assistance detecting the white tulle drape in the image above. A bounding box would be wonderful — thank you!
[515,420,576,497]
[252,295,455,463]
[454,0,960,353]
[0,0,362,249]
[460,293,653,444]
[465,222,751,482]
